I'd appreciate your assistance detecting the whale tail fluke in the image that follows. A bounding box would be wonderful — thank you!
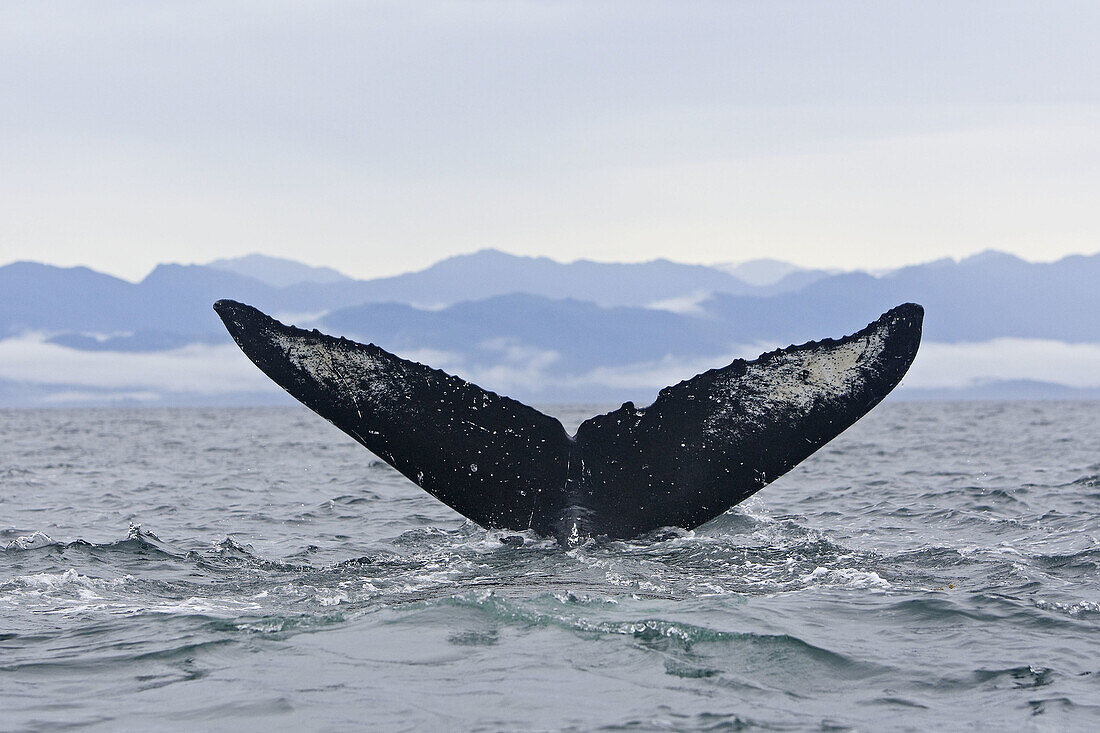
[214,299,573,533]
[214,299,922,543]
[567,303,923,538]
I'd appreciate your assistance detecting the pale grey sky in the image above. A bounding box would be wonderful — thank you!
[2,1,1097,281]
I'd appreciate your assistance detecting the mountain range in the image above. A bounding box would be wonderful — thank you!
[0,249,1097,405]
[0,249,831,341]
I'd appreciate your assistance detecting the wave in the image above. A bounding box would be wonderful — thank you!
[2,524,180,556]
[0,567,131,594]
[1033,599,1100,618]
[5,512,1094,630]
[444,590,877,670]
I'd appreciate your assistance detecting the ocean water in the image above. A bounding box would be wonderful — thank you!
[1,402,1098,731]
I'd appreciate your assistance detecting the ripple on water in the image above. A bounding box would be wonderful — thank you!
[1,402,1099,730]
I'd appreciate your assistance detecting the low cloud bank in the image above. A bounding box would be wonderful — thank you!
[0,337,275,395]
[906,339,1100,390]
[1,335,1098,406]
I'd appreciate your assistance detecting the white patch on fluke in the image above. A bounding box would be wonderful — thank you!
[268,330,416,420]
[706,324,887,433]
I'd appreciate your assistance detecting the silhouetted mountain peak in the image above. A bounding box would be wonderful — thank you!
[205,254,352,287]
[958,250,1027,267]
[141,263,268,289]
[1,260,126,282]
[718,258,802,285]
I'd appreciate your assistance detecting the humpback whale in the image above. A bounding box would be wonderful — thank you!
[214,300,922,544]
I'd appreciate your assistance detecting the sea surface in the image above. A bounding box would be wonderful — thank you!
[1,402,1098,731]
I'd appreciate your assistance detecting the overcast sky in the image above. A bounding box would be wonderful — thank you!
[2,1,1097,281]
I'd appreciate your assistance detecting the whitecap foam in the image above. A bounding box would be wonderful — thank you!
[800,566,892,589]
[1034,599,1100,617]
[3,531,56,551]
[2,568,130,592]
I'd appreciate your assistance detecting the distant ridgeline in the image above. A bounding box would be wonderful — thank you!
[0,250,1098,405]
